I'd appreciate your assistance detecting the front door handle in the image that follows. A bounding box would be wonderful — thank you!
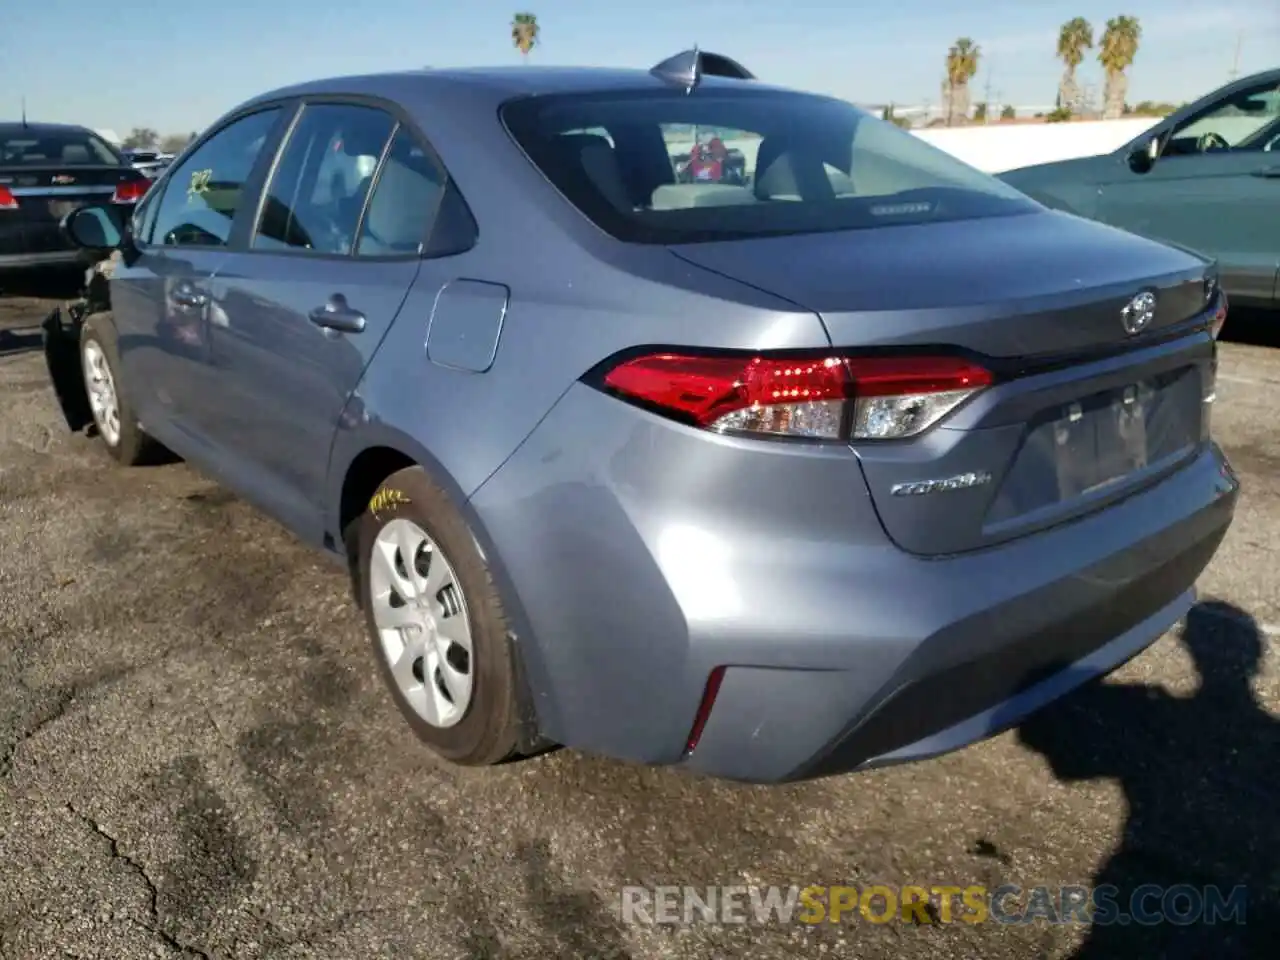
[308,295,366,334]
[1250,167,1280,178]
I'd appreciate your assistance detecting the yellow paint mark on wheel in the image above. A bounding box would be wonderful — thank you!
[370,487,411,520]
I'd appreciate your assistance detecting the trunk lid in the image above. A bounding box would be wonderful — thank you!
[0,165,137,253]
[669,209,1218,556]
[668,209,1210,358]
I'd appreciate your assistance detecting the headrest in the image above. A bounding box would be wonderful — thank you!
[753,136,798,199]
[339,128,389,158]
[556,132,612,153]
[555,133,632,212]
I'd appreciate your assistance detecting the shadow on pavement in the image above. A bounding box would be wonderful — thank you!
[1220,306,1279,349]
[0,267,85,301]
[0,327,42,357]
[456,839,637,959]
[1018,600,1279,959]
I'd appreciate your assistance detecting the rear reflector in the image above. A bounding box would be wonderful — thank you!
[1210,291,1228,340]
[599,351,992,441]
[684,666,726,755]
[0,186,17,210]
[112,179,148,204]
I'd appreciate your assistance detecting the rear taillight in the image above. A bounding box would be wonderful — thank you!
[1210,290,1227,340]
[0,186,17,210]
[112,179,148,204]
[598,351,993,442]
[684,666,726,755]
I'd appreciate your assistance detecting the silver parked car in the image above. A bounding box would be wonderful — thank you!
[43,50,1237,783]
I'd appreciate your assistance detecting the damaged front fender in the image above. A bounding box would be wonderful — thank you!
[41,304,93,433]
[40,250,118,434]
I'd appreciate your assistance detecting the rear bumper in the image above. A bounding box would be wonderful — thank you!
[469,383,1239,783]
[0,221,89,270]
[0,249,91,269]
[739,506,1225,781]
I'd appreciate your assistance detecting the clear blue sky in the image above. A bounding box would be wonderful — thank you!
[6,0,1278,136]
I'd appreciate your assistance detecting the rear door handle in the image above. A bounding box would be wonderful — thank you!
[1250,167,1280,178]
[308,295,366,334]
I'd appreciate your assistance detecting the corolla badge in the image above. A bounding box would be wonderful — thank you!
[1121,291,1157,335]
[891,471,993,497]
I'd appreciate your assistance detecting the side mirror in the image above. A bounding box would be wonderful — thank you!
[1128,135,1160,174]
[61,204,125,251]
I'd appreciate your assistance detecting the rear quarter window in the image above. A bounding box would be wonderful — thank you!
[501,88,1038,244]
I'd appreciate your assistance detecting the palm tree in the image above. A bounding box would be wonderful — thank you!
[943,38,981,126]
[1056,17,1094,117]
[511,12,539,60]
[1098,16,1141,120]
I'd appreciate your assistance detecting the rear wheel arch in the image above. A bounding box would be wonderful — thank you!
[336,442,504,611]
[337,444,553,756]
[339,445,420,552]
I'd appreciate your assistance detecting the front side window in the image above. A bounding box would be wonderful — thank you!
[151,109,282,248]
[254,103,396,255]
[1164,80,1280,155]
[501,88,1037,244]
[0,128,121,166]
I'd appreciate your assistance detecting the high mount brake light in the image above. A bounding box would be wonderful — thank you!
[0,186,18,210]
[112,179,148,204]
[599,351,993,442]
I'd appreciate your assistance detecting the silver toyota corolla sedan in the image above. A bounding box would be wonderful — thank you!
[44,50,1237,783]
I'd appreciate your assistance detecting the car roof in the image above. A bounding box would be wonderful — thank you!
[0,121,99,136]
[243,65,801,113]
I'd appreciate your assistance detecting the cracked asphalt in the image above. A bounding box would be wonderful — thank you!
[1,285,1277,960]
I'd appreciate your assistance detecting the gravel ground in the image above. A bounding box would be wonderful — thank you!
[1,286,1277,960]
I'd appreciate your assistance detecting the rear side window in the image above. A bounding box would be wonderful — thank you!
[0,128,121,166]
[253,103,396,255]
[151,109,281,248]
[355,127,446,256]
[501,88,1038,243]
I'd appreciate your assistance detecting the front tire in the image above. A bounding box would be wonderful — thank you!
[79,313,158,466]
[356,466,522,766]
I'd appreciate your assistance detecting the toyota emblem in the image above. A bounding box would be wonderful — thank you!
[1121,291,1157,335]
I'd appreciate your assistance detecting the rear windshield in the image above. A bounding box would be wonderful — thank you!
[0,128,122,166]
[500,88,1039,243]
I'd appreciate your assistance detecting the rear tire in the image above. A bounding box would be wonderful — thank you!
[356,466,522,767]
[79,312,158,466]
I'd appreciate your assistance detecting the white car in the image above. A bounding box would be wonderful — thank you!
[121,149,174,179]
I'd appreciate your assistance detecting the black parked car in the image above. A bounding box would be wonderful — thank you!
[0,122,150,285]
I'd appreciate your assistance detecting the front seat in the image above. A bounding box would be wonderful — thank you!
[753,136,800,200]
[753,135,844,201]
